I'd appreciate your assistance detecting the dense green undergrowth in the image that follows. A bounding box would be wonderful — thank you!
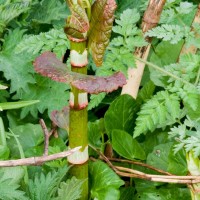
[0,0,200,199]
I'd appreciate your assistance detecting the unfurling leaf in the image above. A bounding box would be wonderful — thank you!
[34,52,126,94]
[64,2,89,39]
[51,107,69,130]
[88,0,117,66]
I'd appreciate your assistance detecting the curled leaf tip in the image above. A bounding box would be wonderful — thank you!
[51,106,69,130]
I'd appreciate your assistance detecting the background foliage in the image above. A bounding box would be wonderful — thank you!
[0,0,200,199]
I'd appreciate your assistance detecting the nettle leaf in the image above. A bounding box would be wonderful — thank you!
[105,94,138,137]
[14,75,70,118]
[112,129,146,160]
[64,2,89,39]
[88,0,117,66]
[30,0,68,24]
[27,167,69,200]
[34,52,126,94]
[134,91,181,138]
[0,171,28,200]
[55,177,84,200]
[0,1,30,33]
[0,53,35,94]
[89,160,124,200]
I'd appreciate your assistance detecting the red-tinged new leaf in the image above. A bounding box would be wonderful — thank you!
[72,72,126,94]
[64,3,89,39]
[33,52,126,94]
[88,0,117,66]
[51,106,69,130]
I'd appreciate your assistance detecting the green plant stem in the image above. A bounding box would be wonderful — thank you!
[69,40,88,200]
[136,56,195,87]
[0,117,6,146]
[8,129,29,185]
[195,66,200,86]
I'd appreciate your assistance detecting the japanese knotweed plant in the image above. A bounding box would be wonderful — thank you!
[33,0,126,199]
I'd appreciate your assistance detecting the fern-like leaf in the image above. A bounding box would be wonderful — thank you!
[134,91,181,138]
[88,93,106,110]
[169,118,200,157]
[145,24,190,44]
[0,1,30,33]
[15,28,69,58]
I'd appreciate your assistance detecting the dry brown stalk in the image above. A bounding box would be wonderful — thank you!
[90,145,200,184]
[0,146,81,167]
[121,0,166,98]
[181,4,200,55]
[39,119,53,156]
[108,157,172,175]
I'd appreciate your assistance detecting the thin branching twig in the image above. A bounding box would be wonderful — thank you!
[90,145,200,184]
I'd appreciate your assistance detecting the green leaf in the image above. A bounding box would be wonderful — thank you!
[27,167,69,200]
[134,91,181,138]
[113,9,140,36]
[55,177,84,200]
[88,119,104,148]
[15,28,69,59]
[14,75,70,118]
[134,187,190,200]
[147,142,173,172]
[120,187,135,200]
[105,94,138,137]
[112,129,146,160]
[89,160,124,200]
[7,123,44,158]
[0,1,30,33]
[0,166,25,185]
[137,81,155,103]
[167,147,187,175]
[186,95,200,120]
[0,170,28,200]
[29,0,68,25]
[0,100,39,111]
[0,145,9,159]
[88,92,106,110]
[145,25,190,44]
[149,41,184,87]
[0,53,35,94]
[88,0,117,66]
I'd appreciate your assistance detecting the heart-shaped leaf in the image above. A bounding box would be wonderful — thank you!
[34,52,126,94]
